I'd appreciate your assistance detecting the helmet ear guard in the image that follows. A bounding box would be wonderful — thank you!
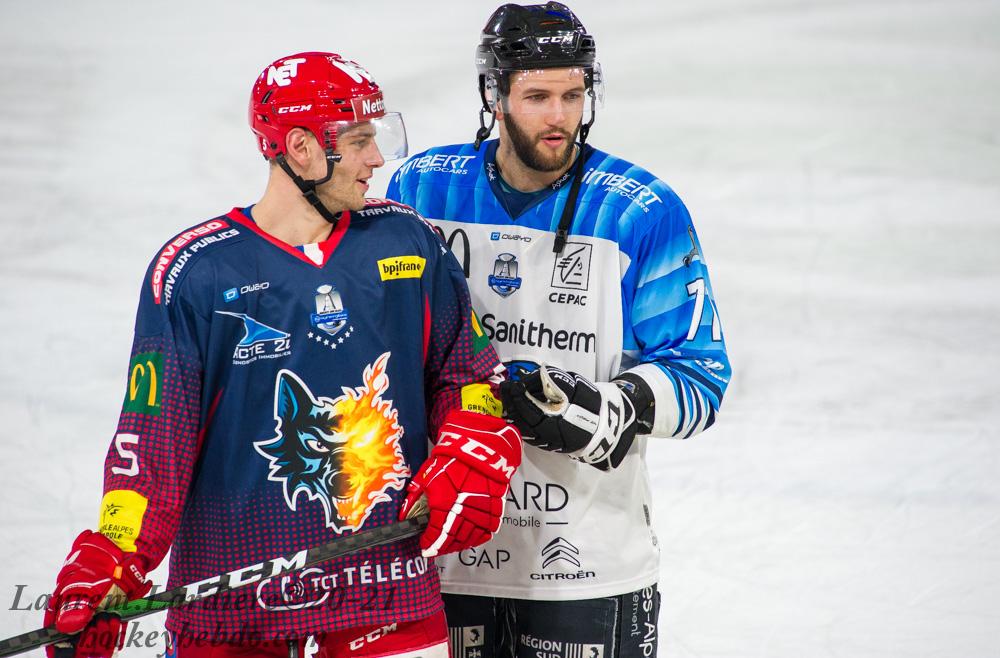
[481,71,501,112]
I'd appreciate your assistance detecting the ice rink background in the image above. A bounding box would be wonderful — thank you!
[1,1,998,656]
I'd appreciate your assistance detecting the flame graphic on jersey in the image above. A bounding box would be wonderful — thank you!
[254,352,409,533]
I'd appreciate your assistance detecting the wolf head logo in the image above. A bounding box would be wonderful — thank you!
[254,352,409,533]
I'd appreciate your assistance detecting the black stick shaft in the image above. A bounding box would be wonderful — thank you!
[0,516,427,658]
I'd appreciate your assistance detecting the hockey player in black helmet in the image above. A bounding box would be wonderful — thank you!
[474,2,603,252]
[387,3,732,657]
[473,2,599,148]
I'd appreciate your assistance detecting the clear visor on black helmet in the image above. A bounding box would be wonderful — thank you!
[485,64,604,119]
[322,112,408,162]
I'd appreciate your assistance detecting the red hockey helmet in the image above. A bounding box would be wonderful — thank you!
[249,52,407,161]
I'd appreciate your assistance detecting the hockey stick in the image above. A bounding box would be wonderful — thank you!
[0,510,428,658]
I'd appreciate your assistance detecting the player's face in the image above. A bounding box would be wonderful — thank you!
[322,123,385,212]
[499,68,586,172]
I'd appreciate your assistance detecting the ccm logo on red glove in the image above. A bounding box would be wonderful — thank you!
[400,410,521,558]
[436,431,517,479]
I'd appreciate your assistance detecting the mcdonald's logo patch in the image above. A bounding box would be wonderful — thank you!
[471,310,490,354]
[124,351,163,416]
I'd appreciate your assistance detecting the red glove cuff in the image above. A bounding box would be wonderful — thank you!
[55,531,149,594]
[48,530,151,635]
[433,410,522,483]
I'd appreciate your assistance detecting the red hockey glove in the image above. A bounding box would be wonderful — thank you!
[44,530,151,658]
[399,410,521,558]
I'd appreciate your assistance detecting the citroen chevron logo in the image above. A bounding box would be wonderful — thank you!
[541,537,581,569]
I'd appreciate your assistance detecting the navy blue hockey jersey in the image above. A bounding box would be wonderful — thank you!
[97,200,503,636]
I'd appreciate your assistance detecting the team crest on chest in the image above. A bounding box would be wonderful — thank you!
[307,283,355,350]
[488,252,523,297]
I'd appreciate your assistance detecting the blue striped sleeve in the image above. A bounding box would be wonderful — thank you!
[620,197,731,438]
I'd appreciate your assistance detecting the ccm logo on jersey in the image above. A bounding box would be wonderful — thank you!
[438,432,516,478]
[183,550,308,600]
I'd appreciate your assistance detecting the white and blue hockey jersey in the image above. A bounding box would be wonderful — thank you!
[387,139,731,600]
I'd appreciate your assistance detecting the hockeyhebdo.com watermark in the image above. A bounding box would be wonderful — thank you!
[7,585,370,657]
[9,583,172,655]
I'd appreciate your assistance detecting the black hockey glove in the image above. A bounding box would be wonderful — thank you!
[501,365,640,471]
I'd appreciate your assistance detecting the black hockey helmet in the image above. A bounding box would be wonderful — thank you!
[476,2,597,82]
[472,2,602,149]
[476,2,600,125]
[472,3,602,255]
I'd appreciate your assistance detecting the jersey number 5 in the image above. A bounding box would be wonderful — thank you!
[112,433,140,477]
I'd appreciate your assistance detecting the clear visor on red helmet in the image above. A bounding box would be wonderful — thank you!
[485,64,604,119]
[322,112,408,162]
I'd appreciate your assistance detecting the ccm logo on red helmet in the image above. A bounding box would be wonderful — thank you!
[439,432,516,478]
[277,104,313,114]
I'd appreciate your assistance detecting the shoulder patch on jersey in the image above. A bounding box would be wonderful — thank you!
[354,198,422,219]
[580,166,673,214]
[151,216,243,305]
[377,255,426,281]
[353,199,446,252]
[394,143,480,179]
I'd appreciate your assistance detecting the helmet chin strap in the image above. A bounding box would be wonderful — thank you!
[473,106,497,151]
[274,149,343,225]
[474,72,502,151]
[552,92,596,254]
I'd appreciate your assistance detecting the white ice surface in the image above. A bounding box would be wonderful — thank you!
[1,1,998,656]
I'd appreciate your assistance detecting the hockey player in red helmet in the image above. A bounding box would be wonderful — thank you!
[41,52,520,658]
[248,52,409,224]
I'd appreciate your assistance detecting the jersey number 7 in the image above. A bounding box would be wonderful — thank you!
[685,278,722,341]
